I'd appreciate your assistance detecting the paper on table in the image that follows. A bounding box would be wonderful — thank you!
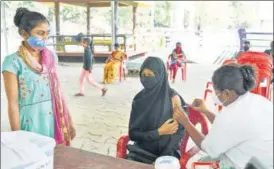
[1,131,49,169]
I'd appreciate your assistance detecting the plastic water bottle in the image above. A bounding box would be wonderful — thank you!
[155,156,180,169]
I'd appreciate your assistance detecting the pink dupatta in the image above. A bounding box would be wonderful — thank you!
[20,44,71,146]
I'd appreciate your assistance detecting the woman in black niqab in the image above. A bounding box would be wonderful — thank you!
[126,57,187,164]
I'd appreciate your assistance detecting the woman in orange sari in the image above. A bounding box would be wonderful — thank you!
[103,43,127,84]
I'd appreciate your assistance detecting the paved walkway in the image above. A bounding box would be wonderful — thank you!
[1,62,219,167]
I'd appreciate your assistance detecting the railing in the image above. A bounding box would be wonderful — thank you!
[238,28,273,51]
[46,34,135,53]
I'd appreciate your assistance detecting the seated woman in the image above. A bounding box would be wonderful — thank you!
[126,57,187,164]
[167,42,186,83]
[103,43,127,84]
[174,64,273,169]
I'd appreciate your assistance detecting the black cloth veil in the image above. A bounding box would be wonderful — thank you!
[128,57,186,158]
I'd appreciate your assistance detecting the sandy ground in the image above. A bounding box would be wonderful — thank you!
[1,62,222,167]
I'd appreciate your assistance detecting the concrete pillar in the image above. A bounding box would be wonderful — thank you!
[87,4,91,36]
[111,0,118,50]
[54,2,60,40]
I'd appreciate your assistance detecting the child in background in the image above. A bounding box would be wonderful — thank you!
[75,38,107,96]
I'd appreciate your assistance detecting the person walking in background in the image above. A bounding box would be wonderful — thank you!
[75,38,107,96]
[2,7,76,146]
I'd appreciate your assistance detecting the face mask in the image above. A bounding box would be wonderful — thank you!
[27,36,46,50]
[212,92,223,106]
[140,76,158,89]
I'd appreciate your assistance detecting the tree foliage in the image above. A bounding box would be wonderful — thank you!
[2,1,264,33]
[193,1,256,30]
[153,1,172,27]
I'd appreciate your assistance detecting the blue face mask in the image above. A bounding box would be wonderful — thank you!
[27,36,46,49]
[140,76,158,89]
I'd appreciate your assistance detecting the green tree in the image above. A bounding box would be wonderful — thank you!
[60,4,86,23]
[154,1,172,27]
[18,1,35,8]
[47,4,86,24]
[229,1,253,28]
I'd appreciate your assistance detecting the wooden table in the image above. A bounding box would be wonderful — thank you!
[54,146,154,169]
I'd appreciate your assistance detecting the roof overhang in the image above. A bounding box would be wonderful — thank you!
[38,1,151,8]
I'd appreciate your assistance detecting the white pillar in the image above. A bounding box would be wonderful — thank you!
[111,0,118,51]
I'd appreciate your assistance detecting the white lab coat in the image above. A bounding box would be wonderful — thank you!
[201,92,273,169]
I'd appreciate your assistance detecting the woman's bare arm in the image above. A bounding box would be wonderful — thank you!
[204,110,216,124]
[172,95,181,109]
[3,72,20,130]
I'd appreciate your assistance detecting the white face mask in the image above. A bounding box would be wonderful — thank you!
[212,92,223,106]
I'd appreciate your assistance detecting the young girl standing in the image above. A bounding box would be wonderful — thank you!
[2,8,76,145]
[75,38,107,96]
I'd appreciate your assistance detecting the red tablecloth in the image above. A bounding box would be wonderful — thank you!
[54,146,154,169]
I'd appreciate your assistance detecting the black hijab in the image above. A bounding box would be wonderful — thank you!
[129,56,186,156]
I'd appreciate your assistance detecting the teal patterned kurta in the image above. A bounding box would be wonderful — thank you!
[2,53,54,138]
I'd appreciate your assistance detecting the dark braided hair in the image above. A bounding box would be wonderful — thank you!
[212,64,257,95]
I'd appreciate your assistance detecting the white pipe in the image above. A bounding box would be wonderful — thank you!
[111,0,118,51]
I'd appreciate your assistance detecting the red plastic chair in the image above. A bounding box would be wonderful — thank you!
[191,161,220,169]
[237,51,273,100]
[116,135,130,158]
[116,106,209,169]
[179,106,209,169]
[166,55,187,81]
[222,59,237,65]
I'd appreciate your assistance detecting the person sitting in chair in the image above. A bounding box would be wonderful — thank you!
[235,41,250,59]
[167,42,186,83]
[264,41,273,57]
[103,43,127,84]
[174,64,273,169]
[263,41,273,83]
[126,57,187,164]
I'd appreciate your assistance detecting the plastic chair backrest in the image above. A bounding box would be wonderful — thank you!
[237,51,273,99]
[180,106,209,169]
[253,71,272,100]
[222,59,237,65]
[237,52,272,72]
[116,136,130,158]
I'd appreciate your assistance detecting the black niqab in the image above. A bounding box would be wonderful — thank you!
[129,56,186,157]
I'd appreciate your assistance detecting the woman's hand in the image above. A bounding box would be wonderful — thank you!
[191,98,209,115]
[105,58,111,63]
[3,72,20,131]
[69,122,76,140]
[173,106,189,125]
[158,119,179,135]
